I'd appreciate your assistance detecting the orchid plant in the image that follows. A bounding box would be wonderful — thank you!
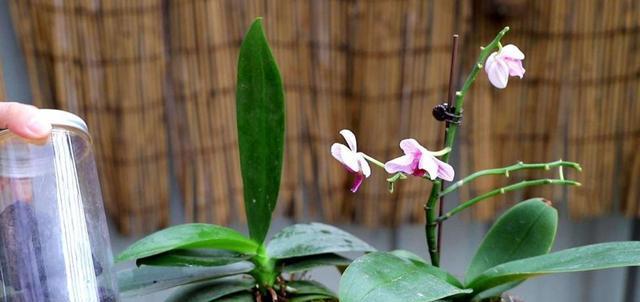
[116,19,374,302]
[334,27,640,302]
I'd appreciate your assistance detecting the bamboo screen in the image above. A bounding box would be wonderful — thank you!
[459,0,640,220]
[7,0,640,233]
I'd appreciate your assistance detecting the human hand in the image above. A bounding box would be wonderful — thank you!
[0,102,52,139]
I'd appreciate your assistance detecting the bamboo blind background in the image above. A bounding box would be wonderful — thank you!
[9,0,170,233]
[459,0,640,220]
[6,0,640,233]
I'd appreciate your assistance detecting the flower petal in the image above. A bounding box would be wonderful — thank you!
[357,153,371,178]
[501,44,525,60]
[399,138,423,155]
[485,53,510,89]
[339,129,358,152]
[418,153,439,180]
[384,154,416,175]
[350,173,365,192]
[434,157,455,181]
[331,143,360,172]
[505,58,525,78]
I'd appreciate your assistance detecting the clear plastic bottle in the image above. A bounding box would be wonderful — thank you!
[0,109,118,301]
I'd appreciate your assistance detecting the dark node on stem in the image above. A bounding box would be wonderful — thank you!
[432,103,462,125]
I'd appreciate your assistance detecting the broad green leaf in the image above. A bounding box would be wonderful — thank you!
[467,241,640,293]
[470,282,522,302]
[213,292,254,302]
[390,250,463,288]
[389,250,428,264]
[339,252,471,302]
[117,224,258,262]
[236,17,285,244]
[136,249,250,267]
[466,198,558,284]
[289,295,336,302]
[286,280,337,297]
[166,276,256,302]
[279,253,352,273]
[118,262,254,297]
[267,223,375,259]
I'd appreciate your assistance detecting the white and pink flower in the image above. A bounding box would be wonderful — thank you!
[331,130,371,192]
[384,139,454,181]
[484,44,525,89]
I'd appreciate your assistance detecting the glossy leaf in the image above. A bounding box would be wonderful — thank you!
[267,223,375,259]
[390,250,463,288]
[136,249,250,267]
[470,282,522,302]
[279,253,352,273]
[213,292,255,302]
[467,241,640,293]
[236,17,285,243]
[466,198,558,284]
[117,224,258,262]
[166,276,256,302]
[286,280,337,297]
[118,262,254,297]
[339,252,471,302]
[289,295,336,302]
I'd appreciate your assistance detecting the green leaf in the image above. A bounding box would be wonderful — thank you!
[213,292,255,302]
[117,224,259,262]
[467,241,640,293]
[288,295,336,302]
[136,249,251,267]
[470,282,522,302]
[267,223,375,259]
[339,252,471,302]
[466,198,558,284]
[278,253,352,273]
[166,276,256,302]
[286,280,337,297]
[118,262,254,297]
[236,17,285,244]
[390,250,464,288]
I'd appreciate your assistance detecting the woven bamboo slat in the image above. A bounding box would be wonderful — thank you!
[7,0,640,231]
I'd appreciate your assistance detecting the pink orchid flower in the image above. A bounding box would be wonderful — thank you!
[331,129,371,192]
[384,139,454,181]
[484,44,525,89]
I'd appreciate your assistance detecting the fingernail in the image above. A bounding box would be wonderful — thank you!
[27,116,52,137]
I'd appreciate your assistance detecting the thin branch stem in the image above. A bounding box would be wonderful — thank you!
[361,153,385,168]
[436,178,581,223]
[439,160,582,197]
[425,26,510,267]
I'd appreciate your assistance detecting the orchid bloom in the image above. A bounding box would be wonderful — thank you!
[384,139,454,181]
[331,130,371,192]
[484,44,525,89]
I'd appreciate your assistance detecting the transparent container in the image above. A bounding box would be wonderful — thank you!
[0,110,118,301]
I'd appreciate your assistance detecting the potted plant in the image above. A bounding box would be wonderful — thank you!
[116,18,373,302]
[335,27,640,302]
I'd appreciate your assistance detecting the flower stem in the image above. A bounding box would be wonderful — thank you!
[439,160,582,197]
[425,26,510,267]
[361,153,385,168]
[436,178,581,223]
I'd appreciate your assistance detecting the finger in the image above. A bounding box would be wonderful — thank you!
[0,102,52,139]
